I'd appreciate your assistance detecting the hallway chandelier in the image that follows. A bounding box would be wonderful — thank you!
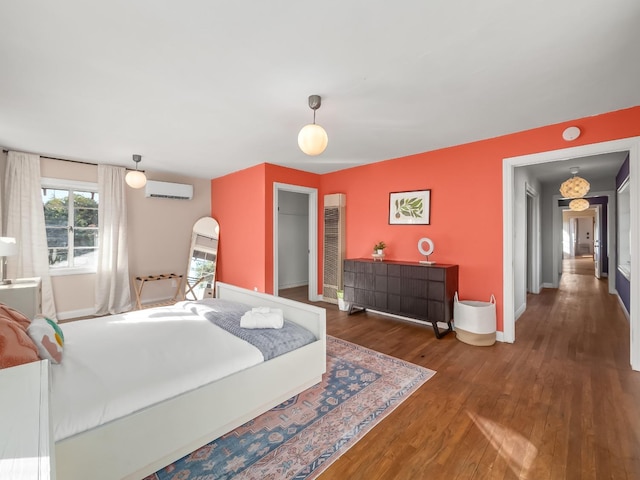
[298,95,328,156]
[559,166,590,198]
[569,198,589,212]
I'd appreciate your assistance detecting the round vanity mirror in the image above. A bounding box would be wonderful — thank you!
[185,217,220,300]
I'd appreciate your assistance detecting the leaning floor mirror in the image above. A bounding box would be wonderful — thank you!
[185,216,220,300]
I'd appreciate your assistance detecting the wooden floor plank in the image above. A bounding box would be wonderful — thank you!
[280,257,640,479]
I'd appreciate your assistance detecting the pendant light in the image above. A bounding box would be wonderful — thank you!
[559,167,590,198]
[125,154,147,189]
[569,198,590,212]
[298,95,328,156]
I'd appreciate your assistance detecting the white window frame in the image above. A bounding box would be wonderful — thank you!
[41,177,99,276]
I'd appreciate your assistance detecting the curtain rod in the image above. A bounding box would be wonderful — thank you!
[2,149,139,171]
[2,149,97,166]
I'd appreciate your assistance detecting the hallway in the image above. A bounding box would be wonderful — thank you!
[562,255,597,276]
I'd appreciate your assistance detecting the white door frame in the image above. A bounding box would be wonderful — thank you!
[594,204,603,279]
[273,183,319,301]
[552,190,616,291]
[525,183,541,296]
[503,137,640,371]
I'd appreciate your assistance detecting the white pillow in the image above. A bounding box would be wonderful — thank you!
[27,317,64,364]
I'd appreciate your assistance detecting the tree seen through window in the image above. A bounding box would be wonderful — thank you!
[42,188,99,269]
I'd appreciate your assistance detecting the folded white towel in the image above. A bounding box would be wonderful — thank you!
[240,307,284,329]
[252,306,271,314]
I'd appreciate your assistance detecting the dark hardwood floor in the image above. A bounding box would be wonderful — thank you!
[280,263,640,479]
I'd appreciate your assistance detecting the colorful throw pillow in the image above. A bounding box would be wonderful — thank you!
[0,303,32,329]
[27,317,64,364]
[0,316,40,368]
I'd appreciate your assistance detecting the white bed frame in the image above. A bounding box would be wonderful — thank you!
[54,282,327,480]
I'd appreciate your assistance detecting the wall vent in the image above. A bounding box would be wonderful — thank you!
[145,180,193,200]
[322,193,346,304]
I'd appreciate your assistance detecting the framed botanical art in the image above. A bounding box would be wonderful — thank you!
[389,189,431,225]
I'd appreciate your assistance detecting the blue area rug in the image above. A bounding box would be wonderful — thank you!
[144,336,435,479]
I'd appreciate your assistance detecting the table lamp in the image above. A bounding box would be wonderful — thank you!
[0,237,18,284]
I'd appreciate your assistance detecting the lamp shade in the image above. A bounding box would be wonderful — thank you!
[569,198,589,212]
[559,176,590,198]
[0,237,17,256]
[125,170,147,189]
[298,123,328,156]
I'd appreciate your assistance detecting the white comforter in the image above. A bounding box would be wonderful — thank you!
[51,302,263,442]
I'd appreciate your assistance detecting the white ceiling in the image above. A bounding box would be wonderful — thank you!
[1,1,639,180]
[522,151,629,185]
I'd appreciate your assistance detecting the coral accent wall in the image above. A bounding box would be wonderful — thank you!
[264,164,321,293]
[211,163,320,293]
[211,164,267,291]
[212,106,640,332]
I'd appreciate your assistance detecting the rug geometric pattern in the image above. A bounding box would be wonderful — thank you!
[145,336,435,480]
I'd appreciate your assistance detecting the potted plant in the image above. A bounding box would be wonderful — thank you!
[373,241,386,255]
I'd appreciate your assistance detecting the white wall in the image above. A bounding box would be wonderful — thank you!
[562,210,596,257]
[576,215,594,255]
[0,151,211,319]
[277,190,309,289]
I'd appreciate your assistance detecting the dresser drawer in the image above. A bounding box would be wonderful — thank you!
[342,259,459,339]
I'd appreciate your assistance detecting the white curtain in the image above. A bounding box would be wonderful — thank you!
[4,151,57,319]
[95,165,132,315]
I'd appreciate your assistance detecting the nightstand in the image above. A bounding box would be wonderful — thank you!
[0,277,42,319]
[0,360,55,479]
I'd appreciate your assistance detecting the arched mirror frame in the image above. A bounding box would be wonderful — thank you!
[185,216,220,300]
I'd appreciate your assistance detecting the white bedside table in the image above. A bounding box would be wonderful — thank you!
[0,277,42,319]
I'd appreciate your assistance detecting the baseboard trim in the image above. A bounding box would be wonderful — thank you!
[515,303,526,321]
[279,281,309,289]
[363,308,508,343]
[542,282,555,289]
[616,294,630,321]
[57,307,96,321]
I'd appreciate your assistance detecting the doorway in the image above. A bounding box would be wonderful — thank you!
[561,208,599,279]
[554,193,613,291]
[503,136,640,370]
[272,183,318,301]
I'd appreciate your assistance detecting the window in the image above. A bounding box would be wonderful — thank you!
[41,178,99,274]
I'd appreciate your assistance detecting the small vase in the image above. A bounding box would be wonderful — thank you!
[377,249,384,255]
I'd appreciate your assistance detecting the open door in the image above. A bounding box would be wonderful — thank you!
[593,205,602,279]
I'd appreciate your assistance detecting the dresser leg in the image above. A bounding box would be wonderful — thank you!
[347,304,365,315]
[432,321,453,339]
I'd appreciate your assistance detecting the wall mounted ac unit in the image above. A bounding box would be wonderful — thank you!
[322,193,346,304]
[145,180,193,200]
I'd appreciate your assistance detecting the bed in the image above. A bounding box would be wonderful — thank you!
[52,282,326,480]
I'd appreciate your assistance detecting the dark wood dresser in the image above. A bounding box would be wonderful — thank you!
[343,259,459,338]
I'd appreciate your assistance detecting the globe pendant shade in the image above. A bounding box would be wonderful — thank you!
[125,170,147,189]
[559,176,590,198]
[298,123,328,156]
[569,198,589,211]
